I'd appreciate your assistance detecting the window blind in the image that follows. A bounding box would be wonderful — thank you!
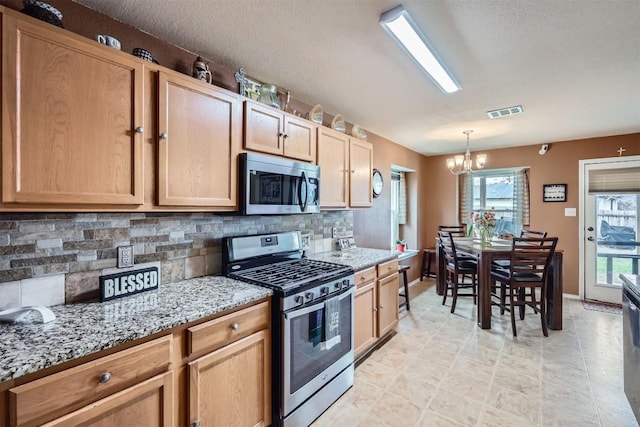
[588,167,640,193]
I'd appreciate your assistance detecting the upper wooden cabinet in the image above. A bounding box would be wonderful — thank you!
[317,127,373,208]
[1,12,144,205]
[244,100,316,162]
[157,71,240,207]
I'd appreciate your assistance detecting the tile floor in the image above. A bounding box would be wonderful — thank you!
[312,280,638,427]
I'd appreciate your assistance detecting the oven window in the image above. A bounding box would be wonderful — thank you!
[289,297,352,394]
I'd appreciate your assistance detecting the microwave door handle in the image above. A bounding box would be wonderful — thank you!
[299,171,308,212]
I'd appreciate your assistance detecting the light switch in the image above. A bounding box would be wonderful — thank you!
[564,208,576,217]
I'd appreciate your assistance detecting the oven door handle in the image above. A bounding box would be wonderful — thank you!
[284,287,354,319]
[298,171,308,212]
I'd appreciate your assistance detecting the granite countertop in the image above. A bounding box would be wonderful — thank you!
[0,276,272,383]
[309,247,398,271]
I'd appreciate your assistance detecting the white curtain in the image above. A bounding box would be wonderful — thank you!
[513,168,530,226]
[398,172,407,224]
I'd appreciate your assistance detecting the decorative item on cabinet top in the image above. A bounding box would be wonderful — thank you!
[132,47,159,64]
[21,0,63,27]
[351,124,368,140]
[257,83,281,109]
[331,114,346,133]
[307,104,324,125]
[192,55,213,84]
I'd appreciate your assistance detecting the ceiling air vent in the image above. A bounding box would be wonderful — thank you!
[486,105,523,119]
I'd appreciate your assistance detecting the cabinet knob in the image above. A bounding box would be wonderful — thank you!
[99,372,111,384]
[283,133,289,139]
[231,322,239,331]
[135,126,144,134]
[160,132,168,139]
[373,307,377,312]
[192,421,201,427]
[351,169,355,173]
[388,265,393,270]
[360,276,366,281]
[380,305,384,310]
[279,132,284,137]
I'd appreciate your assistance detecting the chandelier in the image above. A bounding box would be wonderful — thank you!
[446,130,487,175]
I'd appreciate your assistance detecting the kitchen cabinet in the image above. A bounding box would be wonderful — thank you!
[317,127,373,208]
[187,301,271,427]
[354,259,399,358]
[244,100,316,162]
[1,10,144,206]
[8,335,172,426]
[157,71,240,207]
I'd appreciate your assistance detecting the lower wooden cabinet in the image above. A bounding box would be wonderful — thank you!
[354,260,400,358]
[41,372,173,427]
[188,330,271,427]
[2,299,271,427]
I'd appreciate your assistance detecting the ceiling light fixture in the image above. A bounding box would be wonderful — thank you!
[446,130,487,175]
[379,5,460,94]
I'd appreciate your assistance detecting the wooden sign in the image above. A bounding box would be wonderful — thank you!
[99,267,159,302]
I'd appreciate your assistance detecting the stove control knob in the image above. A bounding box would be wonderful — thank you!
[320,286,329,295]
[305,292,314,301]
[342,279,350,288]
[334,282,341,290]
[294,295,304,305]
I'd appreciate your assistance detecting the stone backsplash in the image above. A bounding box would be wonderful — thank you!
[0,211,352,308]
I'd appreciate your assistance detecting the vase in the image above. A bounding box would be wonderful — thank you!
[479,226,494,244]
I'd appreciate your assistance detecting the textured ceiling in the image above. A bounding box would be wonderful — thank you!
[74,0,640,155]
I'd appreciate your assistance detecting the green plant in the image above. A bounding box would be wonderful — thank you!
[395,239,405,244]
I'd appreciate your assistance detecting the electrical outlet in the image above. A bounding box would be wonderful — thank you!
[332,227,338,238]
[117,245,134,268]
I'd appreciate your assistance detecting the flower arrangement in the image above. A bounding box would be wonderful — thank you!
[468,211,496,242]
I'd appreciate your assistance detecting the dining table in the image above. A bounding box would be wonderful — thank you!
[436,237,563,330]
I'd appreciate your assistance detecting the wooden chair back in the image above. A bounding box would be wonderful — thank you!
[520,229,547,239]
[508,237,558,287]
[439,225,466,237]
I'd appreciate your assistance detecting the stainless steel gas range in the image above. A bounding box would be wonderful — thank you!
[223,231,355,427]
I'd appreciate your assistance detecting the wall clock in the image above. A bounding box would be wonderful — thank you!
[543,184,567,202]
[372,169,384,198]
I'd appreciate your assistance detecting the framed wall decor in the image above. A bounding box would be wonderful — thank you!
[543,184,567,202]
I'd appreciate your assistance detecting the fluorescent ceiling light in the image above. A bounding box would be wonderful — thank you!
[380,5,460,93]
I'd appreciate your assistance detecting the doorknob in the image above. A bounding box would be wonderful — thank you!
[587,226,594,231]
[587,236,595,241]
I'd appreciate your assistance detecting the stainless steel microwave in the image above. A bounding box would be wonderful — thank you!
[239,153,320,215]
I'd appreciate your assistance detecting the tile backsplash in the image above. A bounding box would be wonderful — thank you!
[0,211,352,308]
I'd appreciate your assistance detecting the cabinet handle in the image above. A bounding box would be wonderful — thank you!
[135,126,144,134]
[279,132,284,137]
[388,265,393,270]
[351,169,355,173]
[373,307,377,312]
[360,276,366,281]
[192,421,201,427]
[160,132,168,139]
[283,133,289,139]
[99,372,111,384]
[380,305,384,310]
[231,322,239,331]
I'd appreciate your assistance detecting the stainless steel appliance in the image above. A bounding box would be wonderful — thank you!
[239,152,320,215]
[623,274,640,423]
[223,231,354,427]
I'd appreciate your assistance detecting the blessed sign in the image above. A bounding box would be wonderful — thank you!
[99,267,159,302]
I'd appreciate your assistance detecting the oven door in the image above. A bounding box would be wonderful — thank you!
[281,286,354,416]
[242,153,320,215]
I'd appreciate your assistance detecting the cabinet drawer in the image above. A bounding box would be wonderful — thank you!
[187,300,269,356]
[9,335,172,426]
[355,266,376,287]
[377,259,399,279]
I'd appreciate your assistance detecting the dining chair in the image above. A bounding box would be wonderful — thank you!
[493,229,548,269]
[421,225,467,281]
[490,237,558,337]
[439,231,478,313]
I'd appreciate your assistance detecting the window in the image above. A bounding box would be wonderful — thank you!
[459,168,530,236]
[390,171,401,247]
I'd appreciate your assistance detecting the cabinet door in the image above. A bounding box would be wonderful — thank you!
[41,372,173,427]
[283,115,316,162]
[158,71,240,207]
[349,139,373,207]
[244,100,284,156]
[317,127,349,208]
[378,273,399,337]
[355,280,378,357]
[189,330,271,427]
[1,14,144,205]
